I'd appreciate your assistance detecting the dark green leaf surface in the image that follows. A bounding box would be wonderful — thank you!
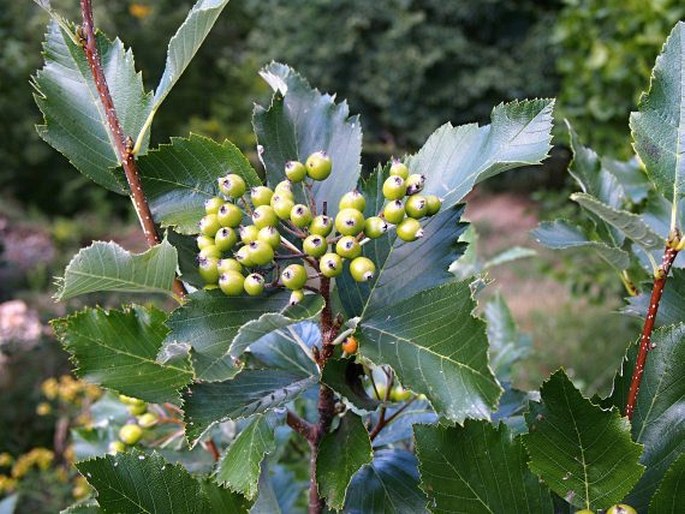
[649,454,685,513]
[317,412,373,510]
[321,358,381,413]
[623,269,685,327]
[53,305,192,404]
[246,321,319,376]
[415,421,553,514]
[523,370,644,510]
[485,293,532,382]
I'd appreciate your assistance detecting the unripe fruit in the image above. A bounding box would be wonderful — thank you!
[218,174,246,198]
[574,511,594,514]
[335,208,365,236]
[382,175,407,200]
[383,200,405,224]
[281,264,307,290]
[219,270,245,296]
[303,234,328,257]
[198,257,220,284]
[606,505,637,514]
[271,194,295,220]
[390,386,412,402]
[274,180,294,196]
[217,203,243,228]
[239,225,260,245]
[127,402,147,416]
[247,241,274,266]
[341,336,358,354]
[108,441,126,454]
[196,235,214,250]
[204,196,224,215]
[373,384,388,400]
[339,190,366,212]
[364,216,388,239]
[389,159,410,180]
[310,215,334,237]
[405,195,428,218]
[234,245,254,267]
[199,214,221,236]
[305,151,332,180]
[290,204,313,228]
[250,186,274,207]
[257,226,281,249]
[285,160,307,182]
[289,289,305,305]
[214,227,238,252]
[319,253,343,277]
[218,258,243,274]
[137,412,158,428]
[118,424,143,445]
[349,256,376,282]
[336,236,361,259]
[198,245,221,260]
[425,195,441,216]
[405,174,426,195]
[244,273,265,296]
[396,217,424,242]
[252,205,278,229]
[118,395,144,407]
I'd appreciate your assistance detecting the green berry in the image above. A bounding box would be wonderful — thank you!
[271,194,295,220]
[239,225,260,244]
[349,256,376,282]
[364,216,388,238]
[289,289,305,305]
[389,159,409,180]
[319,253,343,278]
[405,195,428,218]
[310,215,334,236]
[214,227,238,252]
[204,196,224,215]
[118,395,144,407]
[108,441,126,454]
[234,245,254,267]
[244,273,265,296]
[199,214,221,236]
[290,204,313,228]
[258,226,281,249]
[281,264,307,290]
[118,424,143,445]
[196,235,214,250]
[250,186,274,207]
[137,412,158,428]
[285,160,307,182]
[274,180,294,196]
[383,200,405,224]
[218,173,246,198]
[336,236,361,259]
[219,270,245,296]
[339,190,366,212]
[252,205,278,229]
[382,175,407,200]
[305,151,332,180]
[217,203,243,228]
[396,217,424,242]
[425,195,441,216]
[606,505,637,514]
[218,258,243,274]
[127,402,147,416]
[198,244,222,259]
[405,174,425,195]
[335,208,365,236]
[303,234,328,257]
[198,257,220,284]
[247,240,275,266]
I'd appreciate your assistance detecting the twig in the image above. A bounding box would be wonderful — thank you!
[369,397,417,441]
[287,410,315,442]
[201,439,221,462]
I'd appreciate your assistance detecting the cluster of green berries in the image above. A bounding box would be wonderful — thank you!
[109,395,159,452]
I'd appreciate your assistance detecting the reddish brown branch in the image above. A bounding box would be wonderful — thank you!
[287,410,315,442]
[201,439,221,462]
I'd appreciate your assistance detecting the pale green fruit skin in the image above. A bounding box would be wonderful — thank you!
[405,195,428,218]
[198,257,220,284]
[199,245,221,260]
[274,180,294,196]
[250,186,274,207]
[214,228,238,252]
[285,160,307,182]
[289,289,305,305]
[196,235,214,250]
[425,195,441,216]
[405,173,425,195]
[383,200,405,224]
[217,203,243,228]
[119,424,143,445]
[310,215,334,236]
[199,214,221,236]
[303,235,328,257]
[349,256,376,282]
[335,236,361,259]
[305,151,332,180]
[339,191,366,212]
[137,412,158,428]
[290,204,313,228]
[108,441,126,454]
[204,196,224,215]
[252,205,278,229]
[364,216,388,238]
[319,253,343,278]
[335,208,365,236]
[389,160,410,180]
[396,217,423,242]
[281,264,308,290]
[271,194,295,220]
[244,274,265,296]
[574,510,594,514]
[119,395,144,407]
[218,258,243,274]
[239,225,260,244]
[390,386,412,402]
[234,245,254,267]
[606,505,637,514]
[218,173,247,197]
[247,241,275,266]
[219,270,245,296]
[382,175,407,200]
[127,403,147,416]
[258,226,281,249]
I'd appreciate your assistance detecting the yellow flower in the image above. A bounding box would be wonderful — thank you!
[41,377,59,400]
[36,402,52,416]
[129,3,152,19]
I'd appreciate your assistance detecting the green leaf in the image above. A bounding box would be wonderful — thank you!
[649,454,685,514]
[138,135,260,234]
[317,412,373,510]
[482,246,537,270]
[485,293,532,382]
[215,414,277,500]
[602,157,650,204]
[523,370,644,511]
[630,22,685,210]
[253,62,362,218]
[607,324,685,511]
[55,239,178,300]
[623,269,685,327]
[60,500,102,514]
[52,305,192,404]
[358,281,502,423]
[321,358,381,413]
[76,450,248,513]
[415,421,554,514]
[245,321,319,376]
[33,21,151,193]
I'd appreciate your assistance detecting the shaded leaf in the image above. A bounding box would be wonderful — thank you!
[649,454,685,514]
[321,358,381,413]
[246,321,319,376]
[602,157,650,204]
[250,463,305,514]
[370,399,437,448]
[622,268,685,327]
[485,293,532,382]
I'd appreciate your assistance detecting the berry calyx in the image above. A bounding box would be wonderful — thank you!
[383,200,405,224]
[218,258,243,274]
[405,174,426,195]
[218,173,247,198]
[310,215,334,236]
[198,257,220,284]
[289,289,305,305]
[281,264,308,290]
[405,195,428,218]
[244,273,265,296]
[389,159,410,180]
[425,195,442,216]
[257,226,281,249]
[252,205,278,229]
[217,203,243,228]
[339,190,366,212]
[234,245,254,267]
[291,204,313,228]
[349,256,376,282]
[336,236,361,259]
[247,241,275,266]
[364,216,388,238]
[198,245,221,260]
[118,424,143,445]
[606,505,637,514]
[137,412,158,428]
[396,217,424,242]
[196,235,214,250]
[303,234,328,257]
[285,160,307,182]
[219,270,245,296]
[271,194,295,220]
[341,336,358,354]
[204,196,224,215]
[250,186,274,207]
[319,253,343,277]
[382,175,407,200]
[239,225,260,245]
[214,227,238,252]
[199,214,221,236]
[335,208,365,236]
[305,151,332,180]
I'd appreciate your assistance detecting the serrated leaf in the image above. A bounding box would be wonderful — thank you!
[343,449,428,514]
[55,239,178,300]
[523,370,644,511]
[60,500,102,514]
[321,358,381,413]
[138,135,260,234]
[33,21,151,193]
[602,157,650,204]
[416,421,554,514]
[52,305,192,404]
[250,464,305,514]
[607,324,685,511]
[630,21,685,209]
[623,268,685,327]
[485,293,532,382]
[317,412,373,510]
[649,454,685,513]
[215,414,277,499]
[358,281,502,424]
[246,321,319,376]
[253,62,362,218]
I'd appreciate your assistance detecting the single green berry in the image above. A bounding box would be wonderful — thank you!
[252,205,278,229]
[285,160,307,182]
[234,245,254,267]
[119,395,144,407]
[339,190,366,212]
[244,273,265,296]
[250,186,273,207]
[198,245,221,260]
[349,256,376,282]
[382,175,407,200]
[218,173,246,198]
[289,289,305,305]
[396,217,424,242]
[389,159,409,180]
[364,216,388,239]
[383,200,405,224]
[196,235,214,250]
[274,180,294,196]
[303,234,328,257]
[389,386,412,402]
[606,505,637,514]
[258,226,281,249]
[108,441,126,454]
[204,196,224,215]
[281,264,307,290]
[137,412,158,428]
[335,208,365,236]
[310,215,334,236]
[127,402,147,416]
[217,203,243,228]
[198,257,220,284]
[425,194,441,216]
[271,194,295,220]
[290,204,313,228]
[319,253,343,278]
[336,236,361,259]
[218,258,243,274]
[305,151,332,180]
[214,227,238,252]
[199,214,221,237]
[239,225,260,244]
[405,174,426,195]
[247,240,275,266]
[219,270,245,296]
[405,195,428,218]
[118,424,143,445]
